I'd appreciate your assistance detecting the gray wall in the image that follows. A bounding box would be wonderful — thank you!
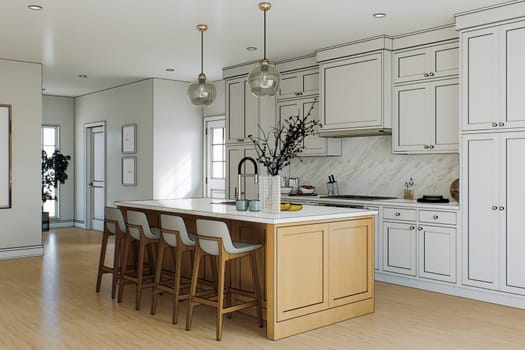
[74,79,154,226]
[290,136,459,199]
[153,79,203,199]
[42,95,75,225]
[0,59,43,258]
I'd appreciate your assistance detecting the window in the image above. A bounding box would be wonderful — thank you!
[42,125,59,218]
[204,117,226,199]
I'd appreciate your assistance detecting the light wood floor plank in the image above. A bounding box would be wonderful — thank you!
[0,228,524,349]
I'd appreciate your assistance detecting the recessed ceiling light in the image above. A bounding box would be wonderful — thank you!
[246,46,257,51]
[28,5,43,10]
[373,13,387,18]
[78,74,88,79]
[165,68,175,72]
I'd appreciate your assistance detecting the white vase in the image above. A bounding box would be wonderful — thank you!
[259,175,281,213]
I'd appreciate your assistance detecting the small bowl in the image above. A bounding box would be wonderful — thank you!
[280,187,293,195]
[299,186,315,194]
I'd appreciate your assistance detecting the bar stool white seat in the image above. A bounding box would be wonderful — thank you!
[186,219,264,341]
[151,214,197,324]
[118,210,160,310]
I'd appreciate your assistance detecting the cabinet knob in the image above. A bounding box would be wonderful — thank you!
[237,138,244,142]
[424,145,430,149]
[499,122,505,127]
[499,206,505,211]
[409,225,415,230]
[395,212,401,216]
[424,73,430,77]
[492,122,498,127]
[492,205,498,210]
[418,226,423,231]
[429,145,435,149]
[429,72,435,77]
[433,215,439,220]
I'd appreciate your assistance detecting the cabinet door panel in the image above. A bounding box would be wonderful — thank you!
[226,79,245,143]
[394,48,428,83]
[432,44,459,78]
[503,133,525,293]
[393,83,430,152]
[463,135,499,288]
[433,79,459,151]
[419,226,456,283]
[383,222,416,276]
[276,224,328,321]
[502,24,525,128]
[244,80,259,139]
[322,54,382,129]
[301,99,326,154]
[227,147,242,199]
[328,219,373,307]
[302,71,319,95]
[462,29,499,130]
[279,74,300,98]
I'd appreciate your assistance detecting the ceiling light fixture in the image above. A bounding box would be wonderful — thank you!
[28,4,43,10]
[165,68,175,72]
[78,74,87,78]
[373,13,387,18]
[248,2,280,97]
[247,46,258,51]
[187,24,216,107]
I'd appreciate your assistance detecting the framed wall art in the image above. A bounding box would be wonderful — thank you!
[121,156,136,186]
[0,104,12,209]
[121,124,136,154]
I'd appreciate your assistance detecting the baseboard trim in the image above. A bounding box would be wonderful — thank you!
[50,220,74,228]
[375,272,525,310]
[0,246,44,260]
[74,219,86,229]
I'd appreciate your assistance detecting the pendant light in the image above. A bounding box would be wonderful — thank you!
[187,24,216,106]
[248,2,280,97]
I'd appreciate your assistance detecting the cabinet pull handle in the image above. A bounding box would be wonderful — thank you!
[410,225,415,230]
[499,206,505,211]
[424,73,430,77]
[429,145,435,149]
[499,122,505,127]
[395,212,401,216]
[492,122,498,127]
[418,226,423,231]
[429,72,435,77]
[433,215,439,220]
[424,145,430,149]
[492,205,498,210]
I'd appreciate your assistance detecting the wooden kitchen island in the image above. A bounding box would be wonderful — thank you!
[115,198,376,340]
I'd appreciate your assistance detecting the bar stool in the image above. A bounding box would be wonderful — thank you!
[118,210,160,310]
[186,219,264,341]
[151,214,196,324]
[96,206,126,298]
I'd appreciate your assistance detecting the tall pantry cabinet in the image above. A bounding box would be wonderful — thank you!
[460,17,525,295]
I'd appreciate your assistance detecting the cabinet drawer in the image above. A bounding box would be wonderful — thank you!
[383,207,416,221]
[418,210,456,225]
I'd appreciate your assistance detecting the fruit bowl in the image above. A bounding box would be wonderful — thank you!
[299,185,315,194]
[280,187,293,195]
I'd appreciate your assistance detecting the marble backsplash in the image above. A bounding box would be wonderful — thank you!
[288,136,459,199]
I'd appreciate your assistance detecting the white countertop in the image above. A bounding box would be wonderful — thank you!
[115,198,377,225]
[282,195,459,210]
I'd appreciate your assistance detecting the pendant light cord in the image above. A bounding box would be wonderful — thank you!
[200,30,204,75]
[263,9,267,60]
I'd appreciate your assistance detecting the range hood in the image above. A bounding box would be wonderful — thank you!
[319,127,391,137]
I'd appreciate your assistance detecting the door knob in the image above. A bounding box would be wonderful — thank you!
[433,215,439,220]
[424,73,430,77]
[429,72,435,77]
[499,122,505,127]
[424,145,430,149]
[395,212,401,216]
[89,182,94,187]
[492,122,498,127]
[409,225,415,230]
[492,205,498,210]
[418,226,423,231]
[429,145,435,149]
[499,206,505,211]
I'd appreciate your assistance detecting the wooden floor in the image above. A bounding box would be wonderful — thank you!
[1,228,524,349]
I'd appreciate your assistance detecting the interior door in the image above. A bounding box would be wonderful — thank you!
[204,118,226,199]
[87,125,105,231]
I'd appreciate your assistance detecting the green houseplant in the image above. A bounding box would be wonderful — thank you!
[41,150,71,230]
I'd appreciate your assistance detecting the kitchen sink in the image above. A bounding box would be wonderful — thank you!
[319,195,398,200]
[210,201,236,206]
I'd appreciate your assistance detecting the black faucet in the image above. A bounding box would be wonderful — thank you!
[237,157,258,200]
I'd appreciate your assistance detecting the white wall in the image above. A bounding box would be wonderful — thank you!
[43,96,75,226]
[0,59,43,258]
[291,136,459,199]
[74,80,154,226]
[153,79,203,199]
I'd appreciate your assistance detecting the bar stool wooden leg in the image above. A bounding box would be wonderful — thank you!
[225,261,233,319]
[172,246,184,324]
[216,257,226,341]
[118,236,131,303]
[111,232,121,299]
[250,251,264,328]
[186,249,202,331]
[96,230,110,293]
[136,239,146,311]
[151,239,166,315]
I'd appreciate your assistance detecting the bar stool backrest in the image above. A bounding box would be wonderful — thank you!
[127,210,156,240]
[160,215,195,247]
[196,219,236,256]
[104,207,126,234]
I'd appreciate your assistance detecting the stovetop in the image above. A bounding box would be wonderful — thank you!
[319,195,398,201]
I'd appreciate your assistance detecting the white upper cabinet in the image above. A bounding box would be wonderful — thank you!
[225,77,259,144]
[462,21,525,131]
[319,51,391,136]
[278,68,319,100]
[394,41,459,84]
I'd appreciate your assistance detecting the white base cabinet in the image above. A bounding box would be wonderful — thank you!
[383,222,417,276]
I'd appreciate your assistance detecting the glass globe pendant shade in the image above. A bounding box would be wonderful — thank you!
[188,73,216,106]
[248,59,280,97]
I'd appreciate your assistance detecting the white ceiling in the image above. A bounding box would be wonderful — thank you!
[1,0,506,97]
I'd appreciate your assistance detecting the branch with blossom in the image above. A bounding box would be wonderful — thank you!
[247,100,321,176]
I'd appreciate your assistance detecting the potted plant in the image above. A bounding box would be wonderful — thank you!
[41,149,71,231]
